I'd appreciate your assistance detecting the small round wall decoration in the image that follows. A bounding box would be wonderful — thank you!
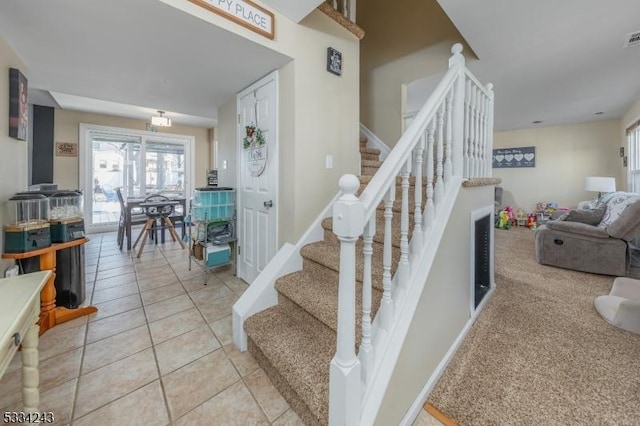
[244,125,268,177]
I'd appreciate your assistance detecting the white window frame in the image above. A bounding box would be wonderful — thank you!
[79,123,196,233]
[627,119,640,193]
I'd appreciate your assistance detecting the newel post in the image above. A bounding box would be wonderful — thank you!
[449,43,466,177]
[329,174,364,426]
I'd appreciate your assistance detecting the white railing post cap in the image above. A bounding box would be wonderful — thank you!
[333,174,365,238]
[451,43,463,55]
[338,174,360,199]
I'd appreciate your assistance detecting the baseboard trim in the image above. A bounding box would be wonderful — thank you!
[424,403,458,426]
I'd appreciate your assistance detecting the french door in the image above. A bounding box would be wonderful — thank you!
[80,124,194,233]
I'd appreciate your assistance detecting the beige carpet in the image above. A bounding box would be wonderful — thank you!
[428,227,640,425]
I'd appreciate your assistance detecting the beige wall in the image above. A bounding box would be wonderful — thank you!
[53,109,210,190]
[375,185,493,424]
[621,97,640,190]
[208,6,360,246]
[0,38,29,272]
[493,119,622,213]
[358,0,471,147]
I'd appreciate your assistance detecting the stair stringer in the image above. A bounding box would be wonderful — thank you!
[233,191,342,351]
[360,176,462,426]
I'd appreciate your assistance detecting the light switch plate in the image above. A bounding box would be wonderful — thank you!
[326,155,333,169]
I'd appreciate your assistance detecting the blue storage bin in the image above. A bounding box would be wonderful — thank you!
[205,243,230,267]
[192,205,235,221]
[192,188,235,207]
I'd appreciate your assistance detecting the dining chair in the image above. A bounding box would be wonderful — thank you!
[159,190,186,239]
[132,195,185,258]
[116,187,147,250]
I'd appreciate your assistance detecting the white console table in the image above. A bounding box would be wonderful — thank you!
[0,271,51,412]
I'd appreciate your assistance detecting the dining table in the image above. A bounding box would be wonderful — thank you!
[124,196,186,250]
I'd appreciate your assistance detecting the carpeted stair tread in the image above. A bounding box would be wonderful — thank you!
[300,240,399,291]
[362,159,383,168]
[245,303,334,425]
[275,270,383,344]
[360,147,381,156]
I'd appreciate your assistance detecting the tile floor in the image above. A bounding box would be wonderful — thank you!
[0,231,299,425]
[0,231,443,426]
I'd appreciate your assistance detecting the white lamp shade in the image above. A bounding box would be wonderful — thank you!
[584,176,616,193]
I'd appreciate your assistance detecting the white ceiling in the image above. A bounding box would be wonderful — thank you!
[435,0,640,131]
[3,1,639,132]
[0,0,291,128]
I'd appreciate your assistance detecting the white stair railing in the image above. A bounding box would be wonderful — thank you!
[329,43,494,425]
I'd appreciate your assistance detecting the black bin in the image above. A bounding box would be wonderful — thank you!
[55,245,86,308]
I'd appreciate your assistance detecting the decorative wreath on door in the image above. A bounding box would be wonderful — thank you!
[243,125,268,177]
[243,125,265,149]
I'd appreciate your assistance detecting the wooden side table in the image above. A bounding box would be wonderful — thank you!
[2,238,98,335]
[0,271,51,412]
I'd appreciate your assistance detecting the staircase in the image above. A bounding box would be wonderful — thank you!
[244,139,404,425]
[234,43,495,425]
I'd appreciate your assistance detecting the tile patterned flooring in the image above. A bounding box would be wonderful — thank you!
[0,231,443,426]
[0,232,299,425]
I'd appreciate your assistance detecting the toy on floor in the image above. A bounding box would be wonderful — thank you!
[515,209,527,226]
[495,209,512,229]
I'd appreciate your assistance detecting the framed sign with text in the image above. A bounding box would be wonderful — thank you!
[492,146,535,168]
[327,47,342,76]
[189,0,274,39]
[55,142,78,157]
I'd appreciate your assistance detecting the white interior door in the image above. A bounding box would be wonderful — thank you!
[237,71,278,283]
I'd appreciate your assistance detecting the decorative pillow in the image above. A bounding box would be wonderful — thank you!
[597,192,640,229]
[559,206,607,226]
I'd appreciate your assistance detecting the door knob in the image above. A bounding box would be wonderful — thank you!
[264,200,273,208]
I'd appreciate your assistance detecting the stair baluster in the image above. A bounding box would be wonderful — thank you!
[425,122,436,230]
[478,86,485,176]
[412,136,425,253]
[359,220,375,382]
[398,160,411,288]
[463,79,471,177]
[472,86,480,177]
[434,107,445,205]
[380,188,395,330]
[485,83,495,175]
[444,92,453,186]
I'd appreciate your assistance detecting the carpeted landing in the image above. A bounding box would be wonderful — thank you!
[428,227,640,425]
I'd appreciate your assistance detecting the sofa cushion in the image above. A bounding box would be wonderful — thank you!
[607,198,640,240]
[558,206,606,226]
[597,192,640,230]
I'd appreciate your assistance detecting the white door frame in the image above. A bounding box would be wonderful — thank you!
[79,123,195,233]
[236,70,279,281]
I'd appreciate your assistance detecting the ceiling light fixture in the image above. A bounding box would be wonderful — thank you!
[151,110,171,127]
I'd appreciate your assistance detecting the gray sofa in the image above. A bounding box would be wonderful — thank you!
[535,193,640,276]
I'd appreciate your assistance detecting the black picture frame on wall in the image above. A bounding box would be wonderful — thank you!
[327,47,342,76]
[9,68,28,141]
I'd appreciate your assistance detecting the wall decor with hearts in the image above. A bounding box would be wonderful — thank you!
[492,146,536,168]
